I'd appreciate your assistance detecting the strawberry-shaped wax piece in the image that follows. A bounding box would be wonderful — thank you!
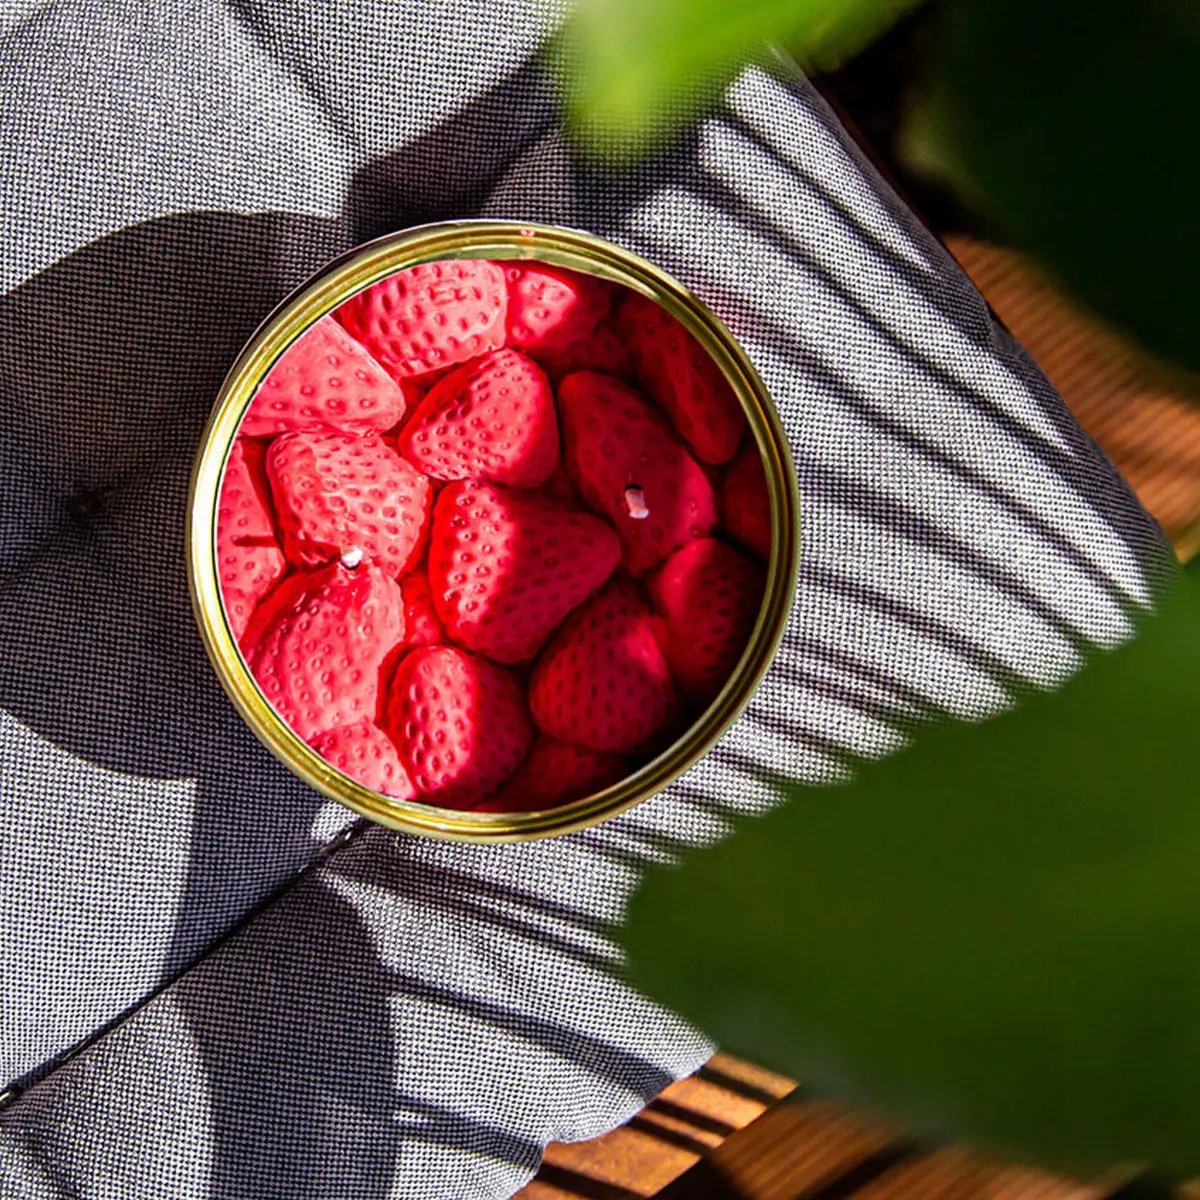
[539,316,634,385]
[722,441,772,560]
[649,538,764,703]
[559,371,717,576]
[336,260,507,381]
[247,563,404,743]
[267,430,431,578]
[241,315,411,438]
[529,580,676,754]
[617,293,746,465]
[537,459,584,508]
[309,721,417,801]
[384,645,533,807]
[217,438,286,644]
[231,257,775,806]
[398,569,447,650]
[397,348,559,489]
[481,738,628,812]
[428,481,621,665]
[504,263,612,356]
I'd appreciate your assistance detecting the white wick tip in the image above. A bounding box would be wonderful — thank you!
[340,546,365,569]
[624,485,650,520]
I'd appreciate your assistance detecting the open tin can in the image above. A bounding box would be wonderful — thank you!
[188,220,799,842]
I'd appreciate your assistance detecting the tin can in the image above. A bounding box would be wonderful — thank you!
[187,220,799,842]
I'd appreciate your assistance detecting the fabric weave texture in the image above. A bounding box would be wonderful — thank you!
[0,2,1170,1197]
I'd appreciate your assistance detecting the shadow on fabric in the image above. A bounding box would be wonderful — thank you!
[177,873,543,1198]
[0,55,602,1193]
[0,211,346,973]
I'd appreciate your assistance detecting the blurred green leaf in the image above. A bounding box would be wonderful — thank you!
[560,0,920,160]
[625,570,1200,1173]
[903,0,1200,372]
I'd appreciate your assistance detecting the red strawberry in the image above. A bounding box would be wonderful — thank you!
[247,563,404,743]
[559,371,717,575]
[529,581,676,754]
[428,482,620,664]
[399,569,447,649]
[617,293,745,465]
[504,263,612,356]
[481,738,628,812]
[336,260,507,381]
[384,645,532,807]
[267,431,431,577]
[309,721,417,800]
[397,348,558,488]
[539,316,634,385]
[217,438,286,643]
[649,538,764,702]
[722,442,772,560]
[536,460,583,508]
[241,316,410,438]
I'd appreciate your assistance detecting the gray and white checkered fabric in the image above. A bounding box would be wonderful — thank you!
[0,3,1171,1197]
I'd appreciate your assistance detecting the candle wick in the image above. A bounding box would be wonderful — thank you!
[340,546,365,569]
[624,485,650,520]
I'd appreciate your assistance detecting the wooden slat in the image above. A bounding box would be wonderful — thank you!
[654,1096,905,1199]
[945,234,1200,559]
[515,1054,796,1199]
[836,1147,1098,1200]
[652,1105,1161,1200]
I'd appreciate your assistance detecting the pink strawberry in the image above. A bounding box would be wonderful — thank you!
[399,569,447,649]
[217,438,286,643]
[247,563,404,743]
[384,645,532,807]
[722,442,772,560]
[241,316,410,438]
[539,316,634,385]
[336,260,507,381]
[481,738,628,812]
[267,431,431,577]
[397,349,558,488]
[428,482,620,664]
[504,262,612,356]
[617,293,745,465]
[529,581,676,754]
[406,364,455,390]
[309,721,417,800]
[559,371,717,575]
[649,538,764,702]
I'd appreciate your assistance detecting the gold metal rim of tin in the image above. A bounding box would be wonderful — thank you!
[187,219,800,843]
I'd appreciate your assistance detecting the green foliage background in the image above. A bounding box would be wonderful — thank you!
[566,0,1200,373]
[626,567,1200,1172]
